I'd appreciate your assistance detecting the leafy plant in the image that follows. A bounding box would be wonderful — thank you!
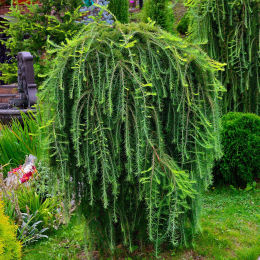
[0,61,17,84]
[0,1,84,84]
[22,215,87,260]
[214,112,260,187]
[40,21,224,256]
[1,171,64,230]
[108,0,129,23]
[0,112,43,173]
[1,165,65,245]
[0,199,22,259]
[142,0,174,32]
[186,0,260,113]
[16,187,62,228]
[17,213,48,245]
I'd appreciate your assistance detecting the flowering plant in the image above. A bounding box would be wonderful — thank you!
[5,155,37,190]
[9,165,37,184]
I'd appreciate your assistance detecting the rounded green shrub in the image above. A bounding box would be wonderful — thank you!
[41,21,223,256]
[0,199,22,260]
[215,112,260,187]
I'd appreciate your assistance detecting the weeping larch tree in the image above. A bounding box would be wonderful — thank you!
[40,21,224,256]
[186,0,260,114]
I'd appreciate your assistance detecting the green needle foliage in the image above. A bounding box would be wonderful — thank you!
[186,0,260,114]
[40,21,224,255]
[108,0,129,23]
[142,0,174,32]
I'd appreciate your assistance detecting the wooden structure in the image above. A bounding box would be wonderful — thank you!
[0,52,37,124]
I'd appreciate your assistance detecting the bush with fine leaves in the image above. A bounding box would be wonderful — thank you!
[214,112,260,187]
[41,21,224,256]
[0,199,22,259]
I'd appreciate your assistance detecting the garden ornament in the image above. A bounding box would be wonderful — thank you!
[83,0,94,6]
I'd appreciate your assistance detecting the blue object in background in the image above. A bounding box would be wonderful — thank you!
[79,0,114,25]
[83,0,94,6]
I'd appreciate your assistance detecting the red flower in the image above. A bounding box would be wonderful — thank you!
[9,165,22,175]
[20,171,33,183]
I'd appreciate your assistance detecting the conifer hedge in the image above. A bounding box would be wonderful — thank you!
[142,0,174,32]
[41,22,224,255]
[186,0,260,114]
[108,0,129,24]
[215,112,260,187]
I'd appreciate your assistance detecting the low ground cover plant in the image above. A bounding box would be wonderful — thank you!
[214,112,260,187]
[0,153,68,246]
[0,198,22,259]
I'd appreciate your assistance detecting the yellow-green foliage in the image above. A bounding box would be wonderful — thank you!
[0,199,22,260]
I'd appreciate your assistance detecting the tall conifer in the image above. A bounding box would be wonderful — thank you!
[108,0,129,23]
[187,0,259,113]
[142,0,174,32]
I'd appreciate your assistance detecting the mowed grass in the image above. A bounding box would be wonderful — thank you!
[187,187,260,260]
[22,188,260,259]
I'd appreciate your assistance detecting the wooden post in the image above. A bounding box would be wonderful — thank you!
[139,0,143,9]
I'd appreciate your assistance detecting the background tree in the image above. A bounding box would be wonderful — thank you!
[108,0,129,23]
[142,0,174,32]
[0,0,83,84]
[186,0,259,114]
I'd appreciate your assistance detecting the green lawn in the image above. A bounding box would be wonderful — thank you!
[23,187,260,259]
[176,187,260,260]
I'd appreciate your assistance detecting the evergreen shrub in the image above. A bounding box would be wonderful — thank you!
[0,199,22,260]
[41,21,224,255]
[214,112,260,187]
[142,0,174,32]
[108,0,129,23]
[186,0,260,114]
[177,13,189,35]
